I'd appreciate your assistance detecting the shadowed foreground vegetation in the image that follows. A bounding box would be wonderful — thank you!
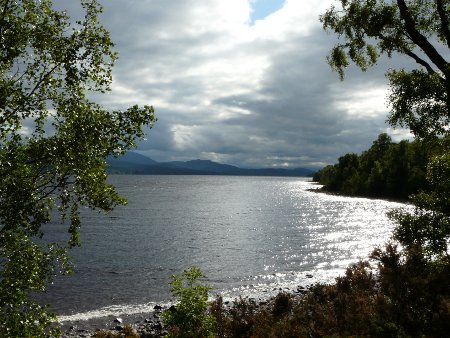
[210,245,450,337]
[94,248,450,337]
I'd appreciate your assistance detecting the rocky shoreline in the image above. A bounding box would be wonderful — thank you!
[61,304,168,337]
[59,284,312,338]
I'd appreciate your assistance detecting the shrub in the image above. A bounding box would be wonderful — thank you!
[209,246,450,337]
[221,296,258,337]
[93,324,139,338]
[271,292,292,318]
[162,266,216,337]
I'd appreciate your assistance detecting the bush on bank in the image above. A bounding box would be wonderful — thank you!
[209,244,450,338]
[95,247,449,338]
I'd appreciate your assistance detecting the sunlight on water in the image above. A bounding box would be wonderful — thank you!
[38,176,410,324]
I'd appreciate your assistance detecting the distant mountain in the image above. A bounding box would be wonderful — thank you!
[107,152,316,177]
[109,151,158,166]
[166,159,243,175]
[106,151,158,174]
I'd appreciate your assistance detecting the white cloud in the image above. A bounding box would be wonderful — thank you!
[333,86,389,118]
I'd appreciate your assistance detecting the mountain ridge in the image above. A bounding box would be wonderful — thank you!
[107,152,316,177]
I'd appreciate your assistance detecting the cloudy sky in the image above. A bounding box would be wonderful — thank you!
[59,0,413,169]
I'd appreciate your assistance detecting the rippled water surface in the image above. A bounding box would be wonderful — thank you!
[39,175,407,322]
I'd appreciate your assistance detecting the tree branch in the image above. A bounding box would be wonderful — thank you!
[0,62,60,126]
[36,184,60,202]
[404,50,437,75]
[435,0,450,49]
[373,28,437,75]
[397,0,448,73]
[0,0,11,45]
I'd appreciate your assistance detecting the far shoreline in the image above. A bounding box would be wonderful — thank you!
[306,185,410,204]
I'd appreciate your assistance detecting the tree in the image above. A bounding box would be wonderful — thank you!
[321,0,450,138]
[390,150,450,258]
[321,1,450,259]
[0,0,155,336]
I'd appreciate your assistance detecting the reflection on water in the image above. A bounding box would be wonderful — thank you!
[38,175,407,322]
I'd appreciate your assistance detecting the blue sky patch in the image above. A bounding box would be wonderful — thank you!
[250,0,285,24]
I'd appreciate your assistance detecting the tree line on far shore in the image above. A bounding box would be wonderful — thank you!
[312,133,447,200]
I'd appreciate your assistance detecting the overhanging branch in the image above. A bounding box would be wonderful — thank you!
[397,0,448,73]
[435,0,450,50]
[404,50,437,75]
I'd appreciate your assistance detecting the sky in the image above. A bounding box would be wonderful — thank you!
[58,0,414,169]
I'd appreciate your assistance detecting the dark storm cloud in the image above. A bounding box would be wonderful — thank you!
[207,31,394,167]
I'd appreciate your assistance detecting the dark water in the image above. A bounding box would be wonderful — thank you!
[38,175,406,323]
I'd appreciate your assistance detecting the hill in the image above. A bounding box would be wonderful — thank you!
[107,152,315,177]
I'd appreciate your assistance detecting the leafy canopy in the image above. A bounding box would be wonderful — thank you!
[321,0,450,137]
[0,0,155,336]
[313,133,433,199]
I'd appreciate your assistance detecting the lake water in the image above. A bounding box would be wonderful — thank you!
[39,175,407,324]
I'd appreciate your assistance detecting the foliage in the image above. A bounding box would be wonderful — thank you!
[0,0,155,336]
[320,0,450,138]
[211,244,450,337]
[219,296,259,337]
[162,266,216,338]
[93,325,139,338]
[314,129,450,282]
[390,150,450,258]
[313,133,435,199]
